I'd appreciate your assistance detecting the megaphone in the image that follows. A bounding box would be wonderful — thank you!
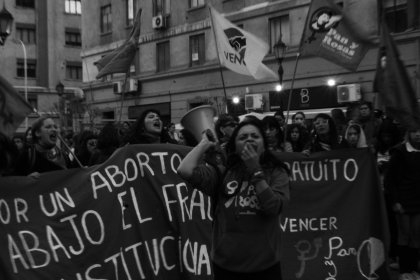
[181,105,217,142]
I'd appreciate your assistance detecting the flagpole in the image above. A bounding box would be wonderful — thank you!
[209,7,228,114]
[118,71,130,123]
[283,52,301,143]
[57,133,84,168]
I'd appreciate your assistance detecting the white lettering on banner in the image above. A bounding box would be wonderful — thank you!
[39,187,75,217]
[322,29,357,57]
[293,236,385,280]
[90,152,183,199]
[284,158,358,182]
[162,183,212,223]
[117,191,132,230]
[58,237,211,280]
[280,217,338,232]
[8,210,106,273]
[0,198,29,224]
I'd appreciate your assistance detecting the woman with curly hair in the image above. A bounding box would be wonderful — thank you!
[177,118,290,280]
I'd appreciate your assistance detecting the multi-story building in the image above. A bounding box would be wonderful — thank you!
[0,0,83,134]
[81,0,420,127]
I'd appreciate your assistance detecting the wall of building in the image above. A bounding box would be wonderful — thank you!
[81,0,420,127]
[0,0,84,134]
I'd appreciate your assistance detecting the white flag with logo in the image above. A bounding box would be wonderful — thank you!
[210,7,277,80]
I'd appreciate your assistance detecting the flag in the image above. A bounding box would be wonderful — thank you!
[299,0,370,71]
[95,9,142,79]
[209,7,277,80]
[374,21,420,130]
[0,75,34,136]
[342,0,379,44]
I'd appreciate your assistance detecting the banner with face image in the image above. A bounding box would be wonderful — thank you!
[0,145,389,280]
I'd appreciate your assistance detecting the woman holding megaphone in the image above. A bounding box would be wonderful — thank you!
[177,118,290,280]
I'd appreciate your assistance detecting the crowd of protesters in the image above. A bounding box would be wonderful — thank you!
[0,101,420,280]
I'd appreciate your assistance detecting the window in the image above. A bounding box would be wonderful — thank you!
[17,59,36,78]
[156,41,170,72]
[190,0,205,8]
[100,5,112,33]
[385,4,407,33]
[65,0,81,15]
[16,0,34,8]
[65,28,81,46]
[269,15,291,52]
[66,62,82,80]
[153,0,170,16]
[190,34,205,66]
[16,24,36,44]
[126,0,135,26]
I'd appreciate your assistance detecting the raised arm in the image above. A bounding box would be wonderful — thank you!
[177,130,216,179]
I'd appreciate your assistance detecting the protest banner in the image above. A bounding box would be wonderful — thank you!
[0,146,390,280]
[0,144,213,280]
[278,148,390,280]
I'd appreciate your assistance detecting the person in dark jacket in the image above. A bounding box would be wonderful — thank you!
[177,118,290,280]
[0,132,18,176]
[73,130,97,167]
[384,128,420,279]
[89,123,121,165]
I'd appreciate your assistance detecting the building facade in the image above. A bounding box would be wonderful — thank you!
[81,0,420,127]
[0,0,83,134]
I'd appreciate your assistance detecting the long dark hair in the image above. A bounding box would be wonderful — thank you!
[286,123,307,152]
[262,115,284,149]
[127,109,162,144]
[313,113,339,141]
[225,118,289,172]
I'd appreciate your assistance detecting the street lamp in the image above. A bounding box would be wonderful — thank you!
[273,36,287,112]
[0,3,14,45]
[56,81,64,96]
[273,36,287,86]
[56,81,66,129]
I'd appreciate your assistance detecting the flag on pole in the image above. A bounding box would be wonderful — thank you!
[299,0,370,71]
[374,21,420,130]
[0,75,34,137]
[342,0,379,44]
[209,7,277,80]
[95,9,142,79]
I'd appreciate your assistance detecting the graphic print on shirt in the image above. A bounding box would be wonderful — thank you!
[224,179,260,215]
